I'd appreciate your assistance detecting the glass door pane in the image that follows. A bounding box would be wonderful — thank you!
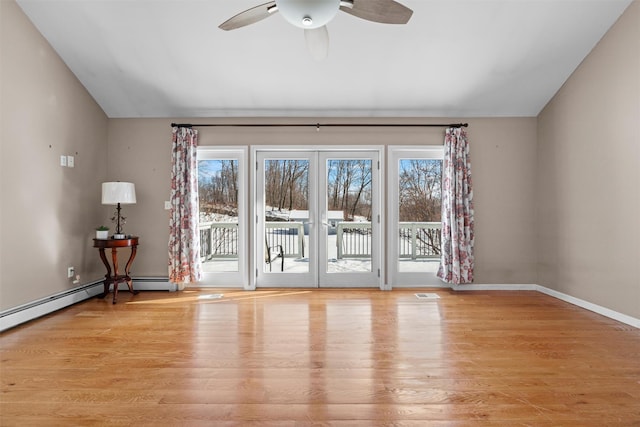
[397,159,442,273]
[256,152,317,287]
[263,159,310,273]
[319,152,380,287]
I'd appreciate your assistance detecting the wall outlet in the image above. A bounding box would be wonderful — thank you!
[67,267,75,278]
[60,155,67,167]
[164,201,171,210]
[67,155,74,168]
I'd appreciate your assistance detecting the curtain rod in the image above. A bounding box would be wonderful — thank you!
[170,122,468,129]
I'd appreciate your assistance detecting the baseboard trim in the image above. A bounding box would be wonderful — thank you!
[535,285,640,329]
[0,277,172,332]
[450,283,639,329]
[451,283,538,291]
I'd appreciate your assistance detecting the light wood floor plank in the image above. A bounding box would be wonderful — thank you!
[1,288,639,425]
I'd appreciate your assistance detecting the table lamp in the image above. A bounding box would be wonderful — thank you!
[102,182,136,239]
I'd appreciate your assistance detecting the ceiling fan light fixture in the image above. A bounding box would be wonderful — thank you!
[276,0,340,29]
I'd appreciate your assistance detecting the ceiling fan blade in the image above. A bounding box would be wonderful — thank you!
[219,1,278,31]
[304,26,329,61]
[340,0,413,24]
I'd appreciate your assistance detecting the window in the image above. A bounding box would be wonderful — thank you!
[197,147,248,287]
[388,146,444,287]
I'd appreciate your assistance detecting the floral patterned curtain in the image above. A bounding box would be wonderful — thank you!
[437,127,475,284]
[169,127,202,287]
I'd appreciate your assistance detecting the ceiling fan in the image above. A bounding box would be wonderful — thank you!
[219,0,413,60]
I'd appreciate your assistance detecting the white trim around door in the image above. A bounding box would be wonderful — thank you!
[251,146,384,289]
[388,146,444,288]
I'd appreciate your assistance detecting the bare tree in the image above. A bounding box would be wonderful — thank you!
[398,159,443,254]
[198,159,240,217]
[349,160,372,220]
[264,160,309,212]
[399,159,442,222]
[327,159,373,220]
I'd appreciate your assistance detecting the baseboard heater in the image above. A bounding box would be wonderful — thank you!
[0,277,172,332]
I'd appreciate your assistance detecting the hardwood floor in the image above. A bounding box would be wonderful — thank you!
[1,288,639,426]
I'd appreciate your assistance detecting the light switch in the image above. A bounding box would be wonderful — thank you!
[60,155,67,167]
[67,155,74,168]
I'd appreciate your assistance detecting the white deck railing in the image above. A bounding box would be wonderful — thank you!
[199,220,441,261]
[398,222,441,259]
[199,222,238,261]
[336,221,441,259]
[265,222,305,258]
[336,222,372,259]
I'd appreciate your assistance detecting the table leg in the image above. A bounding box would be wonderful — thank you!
[124,246,139,295]
[97,248,111,299]
[111,247,119,304]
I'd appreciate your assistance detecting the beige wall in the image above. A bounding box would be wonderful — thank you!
[107,117,538,285]
[537,1,640,318]
[0,1,109,310]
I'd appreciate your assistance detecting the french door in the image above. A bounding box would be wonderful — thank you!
[255,149,381,288]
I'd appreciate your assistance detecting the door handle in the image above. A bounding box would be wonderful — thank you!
[320,213,329,227]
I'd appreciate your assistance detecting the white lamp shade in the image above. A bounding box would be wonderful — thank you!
[276,0,340,29]
[102,182,136,205]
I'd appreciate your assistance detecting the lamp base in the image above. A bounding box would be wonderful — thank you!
[113,234,126,239]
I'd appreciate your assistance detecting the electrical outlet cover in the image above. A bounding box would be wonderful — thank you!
[67,155,74,167]
[60,155,67,167]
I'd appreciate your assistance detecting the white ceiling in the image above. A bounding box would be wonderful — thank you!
[16,0,632,119]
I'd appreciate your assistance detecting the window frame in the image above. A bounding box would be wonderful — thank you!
[387,146,445,288]
[196,146,248,288]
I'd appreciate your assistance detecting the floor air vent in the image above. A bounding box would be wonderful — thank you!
[415,293,440,300]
